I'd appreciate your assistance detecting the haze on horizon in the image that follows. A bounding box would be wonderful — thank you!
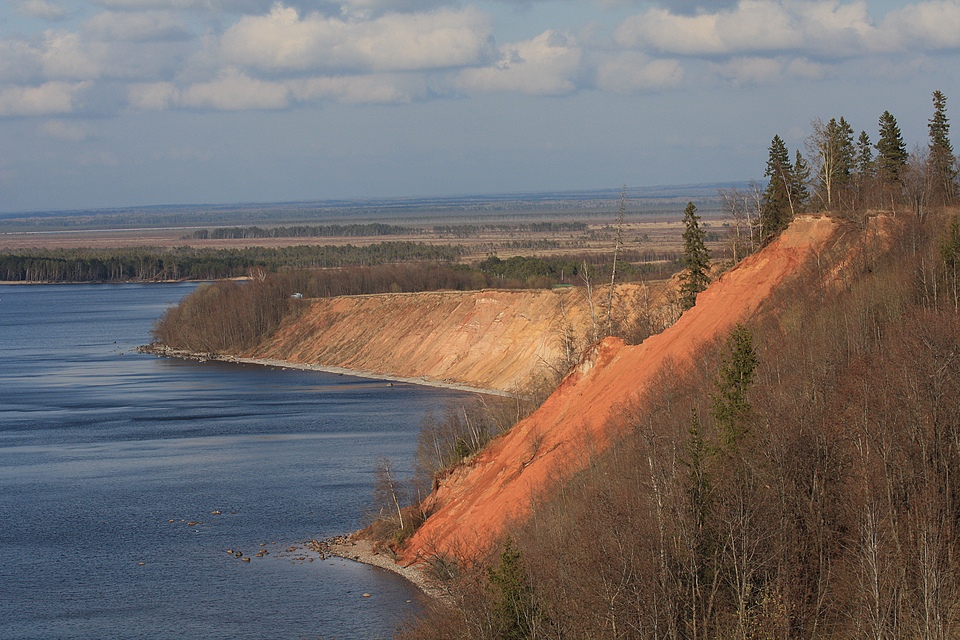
[0,0,957,214]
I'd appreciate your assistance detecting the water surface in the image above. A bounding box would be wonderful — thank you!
[0,283,471,639]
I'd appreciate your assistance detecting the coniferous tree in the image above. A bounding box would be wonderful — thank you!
[680,201,710,310]
[928,90,958,205]
[488,538,535,640]
[856,131,874,179]
[710,324,759,449]
[762,135,794,240]
[855,130,875,207]
[876,110,908,186]
[792,149,811,212]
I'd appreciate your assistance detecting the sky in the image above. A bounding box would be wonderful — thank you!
[0,0,958,213]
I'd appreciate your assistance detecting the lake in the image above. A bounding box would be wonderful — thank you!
[0,283,473,639]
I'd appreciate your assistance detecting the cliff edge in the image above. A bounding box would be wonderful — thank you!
[399,215,840,564]
[246,285,658,394]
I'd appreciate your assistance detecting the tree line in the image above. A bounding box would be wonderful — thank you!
[186,222,416,240]
[149,247,676,354]
[0,242,465,283]
[712,90,959,255]
[433,222,588,237]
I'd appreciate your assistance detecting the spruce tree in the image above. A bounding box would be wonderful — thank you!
[792,150,811,212]
[856,131,874,178]
[762,135,793,240]
[876,110,907,186]
[710,324,759,449]
[928,90,958,205]
[680,201,710,311]
[855,130,874,207]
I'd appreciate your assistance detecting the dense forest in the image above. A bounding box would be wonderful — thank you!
[0,242,465,283]
[389,91,960,639]
[185,222,416,239]
[183,221,589,240]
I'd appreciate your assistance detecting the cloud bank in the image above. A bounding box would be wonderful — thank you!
[0,0,958,117]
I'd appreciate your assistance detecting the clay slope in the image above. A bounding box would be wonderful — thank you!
[247,288,597,393]
[400,215,839,563]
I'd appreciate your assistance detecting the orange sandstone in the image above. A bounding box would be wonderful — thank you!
[399,215,840,564]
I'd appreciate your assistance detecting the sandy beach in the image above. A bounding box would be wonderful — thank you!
[136,344,510,397]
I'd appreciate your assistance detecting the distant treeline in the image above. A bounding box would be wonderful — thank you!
[433,221,588,237]
[0,242,465,283]
[479,250,681,284]
[151,249,684,353]
[186,223,415,240]
[183,221,590,241]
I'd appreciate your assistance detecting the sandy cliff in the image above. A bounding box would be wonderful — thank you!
[247,285,659,394]
[399,215,840,564]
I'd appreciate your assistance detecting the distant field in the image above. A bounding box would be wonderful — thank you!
[0,219,732,263]
[0,184,741,260]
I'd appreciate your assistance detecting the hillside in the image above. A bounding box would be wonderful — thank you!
[245,284,667,394]
[399,215,840,563]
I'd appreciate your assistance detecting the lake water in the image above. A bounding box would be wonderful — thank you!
[0,283,473,639]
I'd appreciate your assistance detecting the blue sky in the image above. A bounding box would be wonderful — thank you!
[0,0,957,212]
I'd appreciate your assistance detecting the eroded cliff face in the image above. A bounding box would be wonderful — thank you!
[247,288,598,393]
[399,215,840,564]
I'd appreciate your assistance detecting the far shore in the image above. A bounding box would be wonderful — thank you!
[0,279,225,286]
[136,343,511,397]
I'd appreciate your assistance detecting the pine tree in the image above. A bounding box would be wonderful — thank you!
[792,150,811,212]
[488,538,535,640]
[762,135,794,240]
[928,90,958,205]
[855,130,874,207]
[876,110,907,186]
[856,131,874,178]
[710,324,759,449]
[680,201,710,310]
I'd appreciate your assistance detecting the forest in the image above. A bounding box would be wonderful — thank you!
[388,91,960,639]
[0,242,465,283]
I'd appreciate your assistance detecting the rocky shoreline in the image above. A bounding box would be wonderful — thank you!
[136,342,509,397]
[138,342,455,599]
[313,536,445,601]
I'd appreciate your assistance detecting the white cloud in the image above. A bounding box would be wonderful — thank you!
[596,53,684,92]
[0,81,90,116]
[219,3,494,73]
[129,68,290,110]
[0,40,44,83]
[83,11,192,42]
[78,150,120,166]
[130,70,426,110]
[39,119,93,140]
[614,0,881,58]
[40,31,107,80]
[337,0,451,20]
[92,0,252,11]
[786,56,827,79]
[128,81,178,110]
[880,0,960,50]
[11,0,70,20]
[456,30,582,95]
[290,74,426,104]
[711,56,783,84]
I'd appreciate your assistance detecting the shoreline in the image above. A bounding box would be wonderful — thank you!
[139,342,477,602]
[315,536,446,601]
[136,343,511,397]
